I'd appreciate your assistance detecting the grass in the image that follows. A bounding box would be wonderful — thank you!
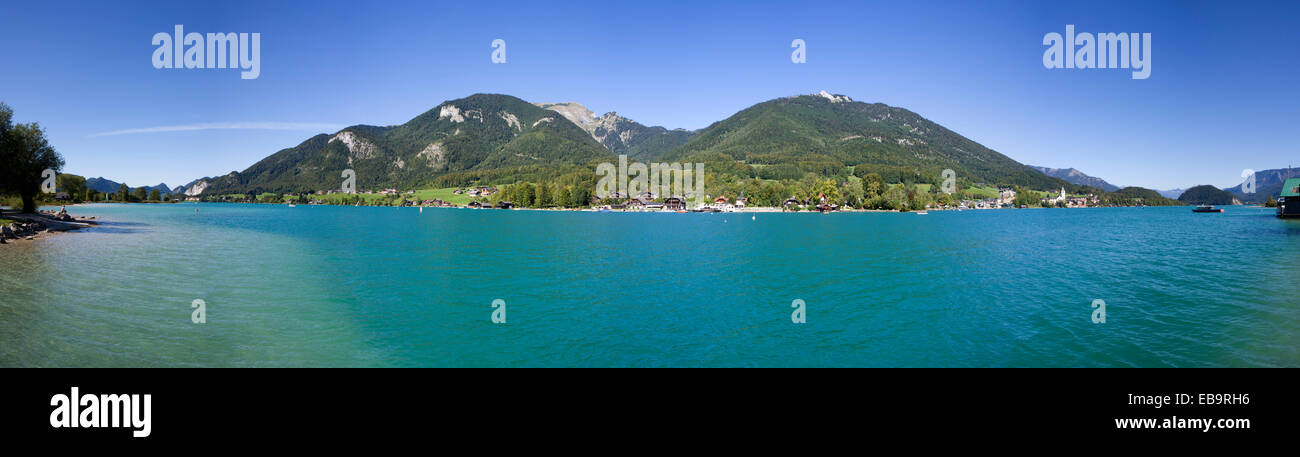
[288,187,478,206]
[962,185,998,199]
[0,218,14,226]
[882,183,936,193]
[405,188,475,205]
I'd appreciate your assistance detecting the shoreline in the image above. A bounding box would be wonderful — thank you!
[0,209,98,246]
[181,201,1186,213]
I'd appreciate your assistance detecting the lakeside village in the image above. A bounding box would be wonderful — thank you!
[193,184,1104,213]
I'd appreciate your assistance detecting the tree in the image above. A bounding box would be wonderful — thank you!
[133,186,148,202]
[534,181,551,207]
[0,103,65,213]
[752,181,781,207]
[842,179,864,208]
[555,186,572,208]
[908,185,934,210]
[936,192,953,208]
[57,174,87,202]
[505,182,534,207]
[882,184,908,210]
[1013,186,1037,208]
[861,173,884,197]
[117,184,130,202]
[1265,196,1278,208]
[815,178,841,204]
[569,186,591,207]
[149,189,161,201]
[796,173,819,202]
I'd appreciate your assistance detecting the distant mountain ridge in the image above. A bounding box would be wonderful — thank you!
[661,92,1069,189]
[1157,188,1185,199]
[170,178,212,196]
[86,177,172,195]
[1223,167,1299,203]
[1028,166,1120,192]
[182,91,1098,195]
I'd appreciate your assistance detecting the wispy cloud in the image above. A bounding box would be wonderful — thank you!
[90,122,346,137]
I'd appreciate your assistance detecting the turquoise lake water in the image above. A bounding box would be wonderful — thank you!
[1,203,1297,367]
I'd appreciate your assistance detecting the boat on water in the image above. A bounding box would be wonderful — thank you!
[1192,204,1223,213]
[915,211,928,215]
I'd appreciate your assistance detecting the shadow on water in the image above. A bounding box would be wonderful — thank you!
[1281,220,1300,235]
[83,220,150,234]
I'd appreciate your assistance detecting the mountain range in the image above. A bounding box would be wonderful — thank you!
[1224,167,1299,203]
[171,91,1281,200]
[173,92,1078,196]
[1156,188,1186,199]
[86,177,172,196]
[1026,166,1297,201]
[1027,166,1120,192]
[660,92,1065,189]
[194,94,612,195]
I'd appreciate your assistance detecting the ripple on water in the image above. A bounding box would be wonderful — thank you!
[0,204,1297,367]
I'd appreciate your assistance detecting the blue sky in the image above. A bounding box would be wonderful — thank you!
[1,0,1296,190]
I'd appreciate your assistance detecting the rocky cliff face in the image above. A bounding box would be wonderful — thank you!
[536,102,694,161]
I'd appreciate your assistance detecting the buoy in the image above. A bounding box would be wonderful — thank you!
[752,215,756,220]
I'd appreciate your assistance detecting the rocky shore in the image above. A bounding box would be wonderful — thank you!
[0,208,97,245]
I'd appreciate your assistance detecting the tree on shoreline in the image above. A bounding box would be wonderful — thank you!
[57,174,87,202]
[0,102,65,213]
